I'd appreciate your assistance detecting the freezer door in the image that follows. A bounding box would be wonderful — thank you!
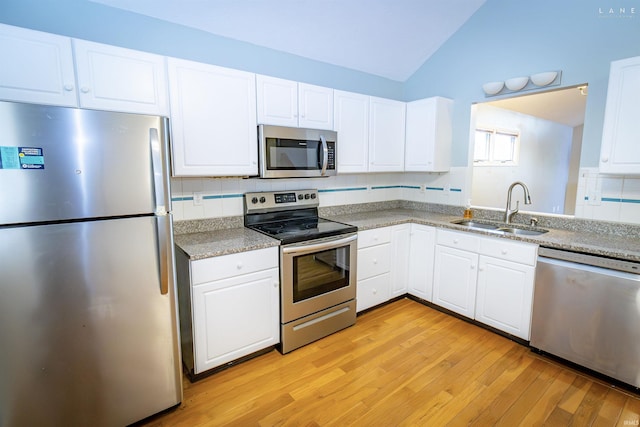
[0,101,171,225]
[0,216,182,426]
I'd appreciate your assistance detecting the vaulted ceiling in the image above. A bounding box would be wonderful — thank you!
[89,0,486,82]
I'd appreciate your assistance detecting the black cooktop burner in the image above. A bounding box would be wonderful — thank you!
[244,190,357,245]
[249,217,357,245]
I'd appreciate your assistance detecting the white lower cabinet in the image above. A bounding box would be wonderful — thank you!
[357,227,392,312]
[432,229,537,340]
[179,247,279,375]
[433,244,479,319]
[390,224,410,297]
[407,224,436,301]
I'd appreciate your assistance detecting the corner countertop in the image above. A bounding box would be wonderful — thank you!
[174,207,640,263]
[324,208,640,262]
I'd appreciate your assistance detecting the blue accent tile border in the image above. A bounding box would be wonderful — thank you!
[602,197,640,204]
[319,187,368,193]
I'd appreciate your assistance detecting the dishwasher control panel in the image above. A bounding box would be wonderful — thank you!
[538,247,640,275]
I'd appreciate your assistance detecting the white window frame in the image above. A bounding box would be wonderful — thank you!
[474,127,520,166]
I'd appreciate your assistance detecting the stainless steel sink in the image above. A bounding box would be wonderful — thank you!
[450,219,500,230]
[451,219,548,236]
[496,226,548,236]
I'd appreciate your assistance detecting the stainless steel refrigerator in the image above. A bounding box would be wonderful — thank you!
[0,101,182,426]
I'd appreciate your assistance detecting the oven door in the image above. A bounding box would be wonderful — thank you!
[280,233,357,323]
[259,125,336,178]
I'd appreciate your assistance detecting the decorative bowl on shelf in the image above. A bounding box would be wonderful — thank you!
[505,77,529,91]
[482,81,504,95]
[530,71,558,87]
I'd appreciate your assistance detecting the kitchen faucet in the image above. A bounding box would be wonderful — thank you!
[504,181,532,224]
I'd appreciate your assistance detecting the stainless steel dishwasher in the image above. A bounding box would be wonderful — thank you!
[530,247,640,388]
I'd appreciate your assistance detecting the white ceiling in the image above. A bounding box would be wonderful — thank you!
[486,86,588,128]
[89,0,486,82]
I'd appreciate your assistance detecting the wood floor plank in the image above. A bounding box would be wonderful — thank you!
[138,298,637,427]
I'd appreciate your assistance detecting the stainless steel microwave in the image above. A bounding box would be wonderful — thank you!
[258,125,337,178]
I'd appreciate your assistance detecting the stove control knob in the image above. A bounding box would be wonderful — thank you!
[298,194,303,200]
[310,193,316,199]
[251,197,258,204]
[259,196,266,203]
[304,194,310,199]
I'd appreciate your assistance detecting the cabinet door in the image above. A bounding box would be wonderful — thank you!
[334,90,369,173]
[369,96,406,171]
[408,224,436,301]
[390,224,410,297]
[256,75,298,127]
[357,272,391,312]
[600,56,640,174]
[476,256,534,340]
[191,268,279,374]
[405,97,452,172]
[433,245,478,319]
[298,83,333,130]
[73,39,169,115]
[357,243,391,281]
[0,24,77,106]
[168,58,258,176]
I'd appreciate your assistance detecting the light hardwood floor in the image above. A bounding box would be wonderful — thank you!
[141,298,640,426]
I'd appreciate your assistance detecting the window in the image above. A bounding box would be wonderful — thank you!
[474,128,519,166]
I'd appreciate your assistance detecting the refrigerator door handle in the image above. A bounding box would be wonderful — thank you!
[156,215,170,295]
[150,128,166,215]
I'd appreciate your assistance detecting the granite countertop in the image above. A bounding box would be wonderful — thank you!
[324,208,640,262]
[174,227,279,260]
[174,205,640,262]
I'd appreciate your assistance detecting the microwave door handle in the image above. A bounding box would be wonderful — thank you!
[320,135,329,176]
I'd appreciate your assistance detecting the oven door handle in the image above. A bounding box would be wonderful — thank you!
[282,233,357,255]
[320,135,329,176]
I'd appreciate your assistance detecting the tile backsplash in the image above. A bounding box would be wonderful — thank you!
[170,168,468,221]
[575,168,640,224]
[170,166,640,226]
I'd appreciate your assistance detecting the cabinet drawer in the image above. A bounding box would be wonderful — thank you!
[191,247,279,285]
[358,227,392,249]
[436,229,480,252]
[479,237,537,266]
[358,243,391,280]
[357,272,391,312]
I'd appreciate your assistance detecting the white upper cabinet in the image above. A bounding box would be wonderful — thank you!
[168,57,258,177]
[0,24,77,107]
[256,75,333,130]
[72,39,169,115]
[334,90,369,173]
[369,96,406,172]
[405,97,453,172]
[600,56,640,174]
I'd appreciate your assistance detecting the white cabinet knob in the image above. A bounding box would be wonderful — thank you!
[372,288,377,294]
[63,84,74,91]
[273,282,278,288]
[236,262,243,269]
[471,264,476,270]
[453,239,459,244]
[601,157,609,163]
[501,249,508,255]
[80,86,90,93]
[373,259,378,264]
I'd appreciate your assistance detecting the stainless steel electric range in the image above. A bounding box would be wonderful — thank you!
[244,189,358,353]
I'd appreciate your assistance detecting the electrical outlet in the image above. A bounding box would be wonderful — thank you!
[193,192,203,206]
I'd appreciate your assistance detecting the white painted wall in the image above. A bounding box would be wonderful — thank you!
[471,105,573,214]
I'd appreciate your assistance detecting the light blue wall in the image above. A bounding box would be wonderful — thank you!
[0,0,403,99]
[405,0,640,167]
[2,0,640,169]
